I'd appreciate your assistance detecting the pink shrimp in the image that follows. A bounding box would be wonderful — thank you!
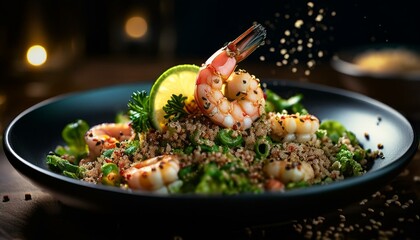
[269,112,320,143]
[194,23,267,130]
[122,155,180,192]
[85,123,135,159]
[264,160,315,184]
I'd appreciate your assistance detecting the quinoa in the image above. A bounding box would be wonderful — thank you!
[78,112,378,194]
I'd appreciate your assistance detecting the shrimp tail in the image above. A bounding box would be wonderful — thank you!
[227,23,267,62]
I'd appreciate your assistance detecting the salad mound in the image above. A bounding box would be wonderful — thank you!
[45,64,380,194]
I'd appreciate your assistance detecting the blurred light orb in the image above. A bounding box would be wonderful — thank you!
[27,45,47,66]
[125,16,147,39]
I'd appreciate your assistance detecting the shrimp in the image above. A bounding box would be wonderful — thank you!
[263,160,315,184]
[85,123,135,159]
[194,23,267,130]
[269,112,320,143]
[122,155,180,192]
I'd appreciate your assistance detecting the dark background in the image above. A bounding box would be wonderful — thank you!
[1,0,420,125]
[2,0,420,63]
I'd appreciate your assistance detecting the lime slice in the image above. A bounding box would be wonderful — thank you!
[149,64,200,130]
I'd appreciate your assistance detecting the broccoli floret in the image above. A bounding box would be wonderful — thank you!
[176,162,262,194]
[335,145,364,176]
[194,162,261,194]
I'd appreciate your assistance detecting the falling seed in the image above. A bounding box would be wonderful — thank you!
[308,10,314,16]
[315,14,323,22]
[307,60,315,68]
[294,19,304,28]
[258,1,335,79]
[318,51,324,57]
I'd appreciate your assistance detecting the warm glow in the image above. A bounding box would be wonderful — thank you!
[125,16,147,38]
[27,45,47,66]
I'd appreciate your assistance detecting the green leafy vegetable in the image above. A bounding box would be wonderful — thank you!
[319,120,359,145]
[46,153,85,179]
[163,94,189,121]
[286,181,310,190]
[265,89,308,114]
[128,90,152,133]
[115,111,130,123]
[124,140,139,156]
[54,119,89,164]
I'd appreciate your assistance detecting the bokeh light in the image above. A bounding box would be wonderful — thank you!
[125,16,148,39]
[26,45,47,66]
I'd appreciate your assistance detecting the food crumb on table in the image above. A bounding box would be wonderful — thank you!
[2,195,10,202]
[24,193,32,200]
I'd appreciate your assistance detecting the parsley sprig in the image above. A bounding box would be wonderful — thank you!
[163,94,188,121]
[127,90,151,133]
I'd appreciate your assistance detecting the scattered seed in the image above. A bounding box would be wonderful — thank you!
[2,195,10,202]
[24,193,32,201]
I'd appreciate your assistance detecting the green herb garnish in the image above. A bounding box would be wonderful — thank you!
[127,90,152,133]
[163,94,188,121]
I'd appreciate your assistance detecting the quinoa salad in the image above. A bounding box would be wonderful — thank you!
[45,23,380,195]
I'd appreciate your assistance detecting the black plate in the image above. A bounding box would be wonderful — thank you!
[3,80,418,224]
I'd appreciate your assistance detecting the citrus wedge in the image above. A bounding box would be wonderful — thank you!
[149,64,200,130]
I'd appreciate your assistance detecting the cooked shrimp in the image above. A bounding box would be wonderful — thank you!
[194,23,266,130]
[85,123,134,159]
[263,160,314,184]
[269,112,320,143]
[122,155,180,192]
